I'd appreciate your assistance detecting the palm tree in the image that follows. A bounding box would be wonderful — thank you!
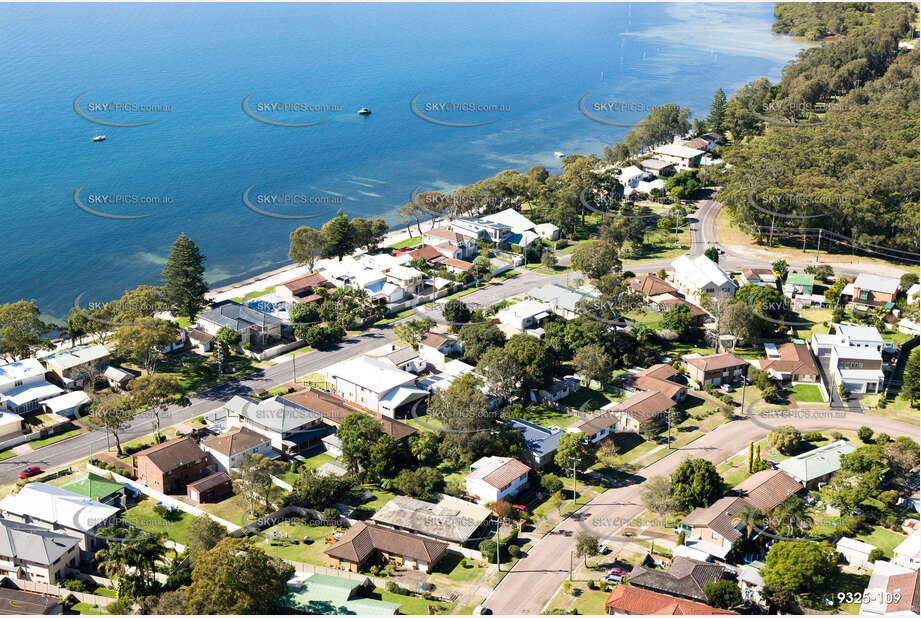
[731,504,762,541]
[770,496,813,538]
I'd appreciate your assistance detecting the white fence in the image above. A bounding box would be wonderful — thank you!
[4,577,115,609]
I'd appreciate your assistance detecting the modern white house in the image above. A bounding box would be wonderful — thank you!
[830,345,886,394]
[0,483,120,552]
[324,356,428,418]
[836,536,878,569]
[464,456,531,505]
[420,228,478,260]
[534,222,560,241]
[40,390,91,418]
[893,531,921,570]
[671,254,736,303]
[0,518,81,585]
[528,283,596,320]
[0,359,46,396]
[0,358,63,415]
[200,426,273,472]
[496,299,553,330]
[451,218,512,245]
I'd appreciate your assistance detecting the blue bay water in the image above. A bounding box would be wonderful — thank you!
[0,2,805,319]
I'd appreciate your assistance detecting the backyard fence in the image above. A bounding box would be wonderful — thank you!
[4,577,114,609]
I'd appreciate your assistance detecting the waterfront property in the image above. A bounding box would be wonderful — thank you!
[651,143,706,169]
[197,301,285,350]
[39,344,111,390]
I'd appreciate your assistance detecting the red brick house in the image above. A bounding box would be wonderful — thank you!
[132,436,210,495]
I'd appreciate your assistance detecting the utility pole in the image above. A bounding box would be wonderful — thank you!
[570,551,573,581]
[292,352,297,386]
[571,456,577,506]
[815,228,823,263]
[496,522,501,572]
[667,408,673,449]
[740,375,747,413]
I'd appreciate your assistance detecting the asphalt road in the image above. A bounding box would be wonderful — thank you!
[483,411,918,615]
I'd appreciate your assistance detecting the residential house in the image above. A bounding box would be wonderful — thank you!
[186,472,232,504]
[324,356,427,418]
[671,254,736,302]
[0,588,64,615]
[736,561,765,605]
[539,376,581,403]
[0,382,63,416]
[652,143,706,169]
[830,344,886,394]
[529,283,596,320]
[843,274,900,309]
[649,293,708,325]
[783,272,815,297]
[450,218,511,246]
[731,469,802,513]
[604,584,737,615]
[481,209,536,234]
[186,328,215,353]
[324,521,447,573]
[223,395,325,454]
[371,494,491,546]
[200,426,273,472]
[275,272,333,304]
[283,387,418,442]
[0,518,80,585]
[496,299,553,330]
[623,364,688,402]
[602,390,678,434]
[197,301,285,349]
[39,344,110,390]
[41,391,90,418]
[617,165,647,190]
[893,531,921,570]
[0,358,63,415]
[275,573,400,615]
[420,228,478,260]
[682,137,710,151]
[777,439,857,489]
[569,412,620,444]
[384,264,425,296]
[534,222,560,240]
[698,132,724,149]
[830,322,886,351]
[379,346,426,374]
[755,343,820,385]
[638,158,675,176]
[505,419,563,468]
[629,274,678,300]
[103,365,135,390]
[59,473,127,508]
[680,496,751,561]
[0,412,22,441]
[837,536,878,569]
[0,359,47,399]
[0,483,119,552]
[860,560,921,616]
[740,268,777,287]
[627,556,730,602]
[465,456,531,505]
[417,332,461,369]
[132,436,210,495]
[682,352,748,387]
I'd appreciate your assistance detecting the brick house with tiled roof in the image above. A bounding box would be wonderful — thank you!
[283,387,417,441]
[682,352,748,387]
[605,584,737,615]
[630,274,678,299]
[731,469,802,512]
[324,521,447,573]
[623,364,688,402]
[132,437,210,494]
[200,426,273,472]
[628,556,730,602]
[276,272,333,304]
[679,496,751,560]
[755,342,820,385]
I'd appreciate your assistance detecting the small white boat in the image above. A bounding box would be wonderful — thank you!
[92,135,106,142]
[357,108,371,116]
[554,151,565,158]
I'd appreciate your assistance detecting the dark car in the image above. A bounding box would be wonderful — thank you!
[18,466,41,479]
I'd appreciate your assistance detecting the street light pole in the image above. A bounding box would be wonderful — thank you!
[571,456,577,506]
[740,375,747,413]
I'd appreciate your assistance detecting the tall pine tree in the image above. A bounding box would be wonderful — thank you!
[706,88,727,134]
[321,209,356,261]
[161,233,208,319]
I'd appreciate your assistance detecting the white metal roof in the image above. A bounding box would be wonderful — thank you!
[672,254,733,289]
[836,322,885,344]
[326,356,417,394]
[0,483,119,533]
[42,390,90,414]
[481,208,536,233]
[0,359,45,393]
[654,143,706,159]
[853,273,899,295]
[1,382,64,407]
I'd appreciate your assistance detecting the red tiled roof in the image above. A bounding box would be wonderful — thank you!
[605,584,737,615]
[685,353,747,372]
[284,388,417,440]
[425,228,470,243]
[325,521,448,564]
[758,343,819,377]
[625,365,686,400]
[187,471,231,493]
[613,390,676,422]
[408,245,443,262]
[732,469,803,512]
[887,571,920,614]
[683,138,710,150]
[419,333,448,349]
[445,258,473,270]
[281,272,328,293]
[202,426,268,457]
[631,275,678,298]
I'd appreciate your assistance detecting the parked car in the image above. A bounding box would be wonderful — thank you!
[602,574,623,584]
[473,605,491,615]
[597,543,610,554]
[18,466,41,479]
[606,567,626,577]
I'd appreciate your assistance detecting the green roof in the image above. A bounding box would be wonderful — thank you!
[60,472,124,501]
[275,574,399,615]
[787,272,815,286]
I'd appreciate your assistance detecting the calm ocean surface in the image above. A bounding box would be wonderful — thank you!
[0,3,805,319]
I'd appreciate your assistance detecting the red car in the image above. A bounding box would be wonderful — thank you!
[606,567,626,577]
[18,466,41,479]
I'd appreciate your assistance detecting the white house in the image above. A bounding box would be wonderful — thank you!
[534,222,560,241]
[0,358,64,415]
[421,229,478,260]
[451,218,512,245]
[0,483,119,552]
[830,345,886,394]
[652,143,706,169]
[417,332,461,369]
[40,390,90,418]
[324,356,427,418]
[836,536,878,569]
[0,359,46,395]
[528,283,595,320]
[671,254,736,302]
[617,165,647,189]
[496,299,553,330]
[893,531,921,570]
[200,426,273,472]
[0,518,81,585]
[464,456,530,505]
[379,346,426,374]
[481,208,537,234]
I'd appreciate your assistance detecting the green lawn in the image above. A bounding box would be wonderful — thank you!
[136,350,263,393]
[30,428,83,449]
[387,236,423,249]
[368,587,453,615]
[198,492,250,526]
[300,452,336,471]
[512,406,580,430]
[123,499,196,546]
[792,307,834,340]
[856,526,908,558]
[622,225,691,265]
[788,383,825,403]
[608,433,659,464]
[558,388,623,412]
[570,587,614,614]
[229,284,277,304]
[429,552,487,586]
[260,523,339,564]
[0,449,16,461]
[71,602,107,614]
